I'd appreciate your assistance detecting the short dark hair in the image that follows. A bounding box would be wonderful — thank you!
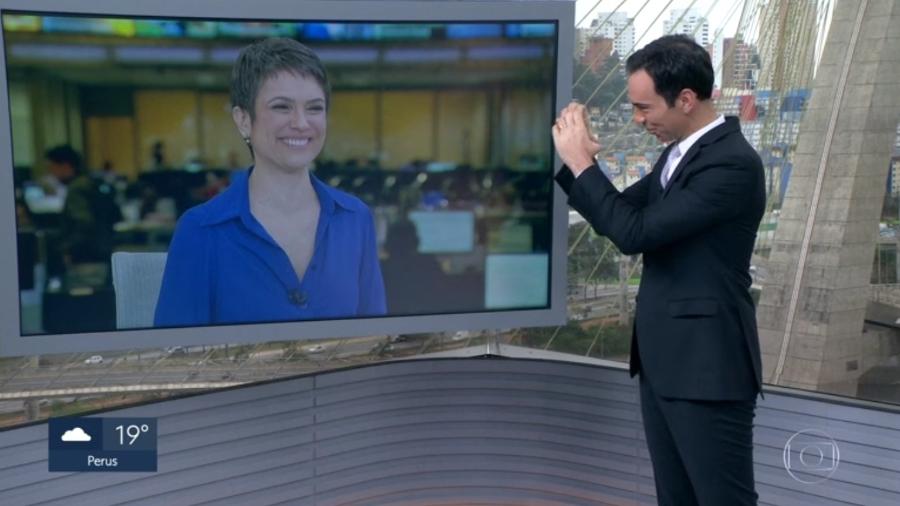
[625,34,713,107]
[230,37,330,119]
[44,145,82,170]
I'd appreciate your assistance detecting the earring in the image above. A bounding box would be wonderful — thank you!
[243,137,251,146]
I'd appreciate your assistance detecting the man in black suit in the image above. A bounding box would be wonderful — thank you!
[553,35,765,505]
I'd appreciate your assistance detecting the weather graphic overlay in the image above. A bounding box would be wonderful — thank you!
[48,417,157,472]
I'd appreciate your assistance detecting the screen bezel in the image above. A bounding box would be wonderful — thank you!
[0,0,573,357]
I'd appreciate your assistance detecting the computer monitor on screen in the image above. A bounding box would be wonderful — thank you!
[407,210,475,254]
[485,253,549,309]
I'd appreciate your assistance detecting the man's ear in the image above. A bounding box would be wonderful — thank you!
[678,88,698,114]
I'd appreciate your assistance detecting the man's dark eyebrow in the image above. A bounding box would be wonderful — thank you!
[631,101,650,108]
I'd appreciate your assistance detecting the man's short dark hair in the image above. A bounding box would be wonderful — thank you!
[625,34,714,107]
[230,37,330,119]
[44,145,82,170]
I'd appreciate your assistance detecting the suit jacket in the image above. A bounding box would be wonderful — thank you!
[556,116,765,400]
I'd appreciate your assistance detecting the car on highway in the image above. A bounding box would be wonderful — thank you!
[84,355,103,365]
[165,346,187,355]
[450,331,471,341]
[303,344,326,354]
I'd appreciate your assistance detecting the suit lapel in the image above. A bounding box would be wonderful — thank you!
[661,143,702,198]
[660,116,740,199]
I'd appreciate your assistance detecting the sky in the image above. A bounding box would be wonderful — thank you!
[574,0,745,49]
[573,0,834,81]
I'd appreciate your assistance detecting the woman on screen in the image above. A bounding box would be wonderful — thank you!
[154,38,386,326]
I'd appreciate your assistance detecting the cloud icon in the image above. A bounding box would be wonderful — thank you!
[61,427,92,442]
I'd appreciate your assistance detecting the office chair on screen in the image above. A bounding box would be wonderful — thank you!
[111,251,168,329]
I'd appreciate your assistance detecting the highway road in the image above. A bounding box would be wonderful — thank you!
[0,332,459,402]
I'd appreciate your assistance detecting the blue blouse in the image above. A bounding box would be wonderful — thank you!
[154,169,386,327]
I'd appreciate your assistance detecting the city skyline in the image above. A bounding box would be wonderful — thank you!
[575,0,833,75]
[588,11,635,55]
[576,0,741,49]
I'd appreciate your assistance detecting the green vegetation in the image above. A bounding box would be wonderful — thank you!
[568,223,619,283]
[572,54,627,108]
[519,322,631,360]
[587,324,631,359]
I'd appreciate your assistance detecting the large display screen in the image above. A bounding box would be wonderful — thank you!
[0,0,572,356]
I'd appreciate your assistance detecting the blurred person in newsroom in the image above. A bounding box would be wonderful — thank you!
[43,145,121,269]
[155,38,385,326]
[379,218,449,315]
[552,35,765,506]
